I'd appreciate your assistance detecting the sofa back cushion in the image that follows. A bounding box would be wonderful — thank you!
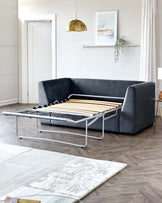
[70,78,142,98]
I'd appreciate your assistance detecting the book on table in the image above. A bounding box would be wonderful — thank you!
[4,197,41,203]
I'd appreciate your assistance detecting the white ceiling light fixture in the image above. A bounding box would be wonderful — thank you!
[66,0,87,32]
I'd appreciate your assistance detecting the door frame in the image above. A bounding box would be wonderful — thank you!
[19,14,57,103]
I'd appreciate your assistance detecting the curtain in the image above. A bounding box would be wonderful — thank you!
[140,0,157,82]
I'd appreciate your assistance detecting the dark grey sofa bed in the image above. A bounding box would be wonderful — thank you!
[38,78,155,135]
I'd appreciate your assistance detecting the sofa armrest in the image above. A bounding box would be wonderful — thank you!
[120,82,155,134]
[38,78,71,105]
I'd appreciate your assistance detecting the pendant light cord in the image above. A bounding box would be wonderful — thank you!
[74,0,78,19]
[66,0,87,31]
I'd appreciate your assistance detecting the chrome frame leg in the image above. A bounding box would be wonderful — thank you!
[85,114,105,140]
[85,120,88,147]
[89,114,104,140]
[15,114,106,148]
[16,116,22,139]
[19,118,88,148]
[37,115,105,141]
[16,116,18,137]
[101,114,105,139]
[36,118,39,131]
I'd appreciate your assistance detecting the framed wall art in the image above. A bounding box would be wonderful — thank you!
[96,11,117,45]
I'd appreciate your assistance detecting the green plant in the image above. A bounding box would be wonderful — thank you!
[114,37,125,63]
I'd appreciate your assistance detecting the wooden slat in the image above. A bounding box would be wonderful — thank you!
[41,106,96,116]
[40,100,122,116]
[67,99,122,107]
[48,103,117,112]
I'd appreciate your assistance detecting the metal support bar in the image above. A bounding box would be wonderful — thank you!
[36,116,39,131]
[68,93,124,100]
[18,136,87,148]
[38,129,103,140]
[85,120,88,147]
[3,111,98,124]
[15,112,104,147]
[17,116,89,148]
[87,116,100,126]
[3,112,77,123]
[37,112,105,142]
[39,129,87,137]
[16,116,19,137]
[104,110,118,121]
[95,114,105,140]
[102,114,105,139]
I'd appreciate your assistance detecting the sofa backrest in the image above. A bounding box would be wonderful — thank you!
[39,78,71,105]
[70,78,142,98]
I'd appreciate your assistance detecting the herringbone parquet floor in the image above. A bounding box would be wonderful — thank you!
[0,104,162,203]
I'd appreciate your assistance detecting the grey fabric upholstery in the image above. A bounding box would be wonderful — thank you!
[120,82,155,134]
[71,78,141,97]
[38,78,155,135]
[38,78,71,124]
[51,114,120,132]
[39,78,71,105]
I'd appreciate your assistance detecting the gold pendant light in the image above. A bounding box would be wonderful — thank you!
[66,0,87,32]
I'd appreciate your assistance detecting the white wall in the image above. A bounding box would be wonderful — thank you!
[19,0,142,81]
[0,0,18,106]
[157,0,162,68]
[156,0,162,90]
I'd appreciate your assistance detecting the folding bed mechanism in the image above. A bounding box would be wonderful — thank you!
[2,95,122,148]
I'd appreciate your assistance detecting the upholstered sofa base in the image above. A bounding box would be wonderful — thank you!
[39,78,155,135]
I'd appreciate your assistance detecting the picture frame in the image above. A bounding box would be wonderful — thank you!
[96,11,117,46]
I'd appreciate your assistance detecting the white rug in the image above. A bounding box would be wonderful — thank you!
[0,143,127,202]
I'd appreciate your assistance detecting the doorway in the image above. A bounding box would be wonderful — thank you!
[19,15,56,104]
[28,21,52,103]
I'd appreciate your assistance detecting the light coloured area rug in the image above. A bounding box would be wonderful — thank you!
[0,143,127,202]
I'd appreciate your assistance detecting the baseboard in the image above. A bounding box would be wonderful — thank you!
[0,99,19,107]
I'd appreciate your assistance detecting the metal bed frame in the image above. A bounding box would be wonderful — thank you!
[67,93,125,100]
[2,94,122,148]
